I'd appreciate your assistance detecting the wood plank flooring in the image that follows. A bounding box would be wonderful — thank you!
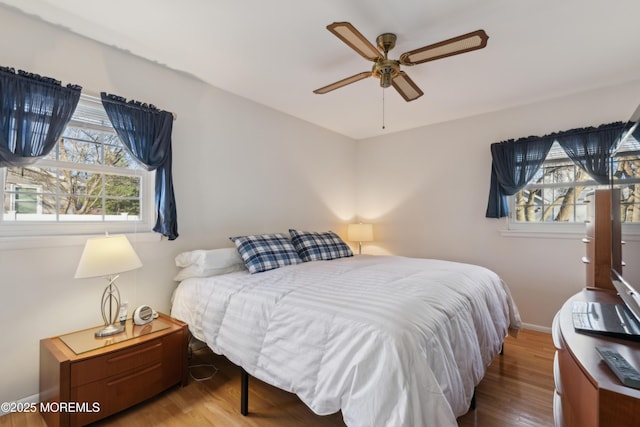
[0,329,555,427]
[457,329,555,427]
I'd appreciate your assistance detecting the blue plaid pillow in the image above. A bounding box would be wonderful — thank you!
[230,233,302,274]
[289,229,353,262]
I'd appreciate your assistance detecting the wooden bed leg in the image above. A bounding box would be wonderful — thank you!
[470,388,477,410]
[240,367,249,416]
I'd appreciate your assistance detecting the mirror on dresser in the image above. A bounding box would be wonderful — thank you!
[609,103,640,285]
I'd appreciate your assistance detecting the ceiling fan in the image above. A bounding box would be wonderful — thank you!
[313,22,489,102]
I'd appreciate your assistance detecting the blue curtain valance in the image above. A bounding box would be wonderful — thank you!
[0,66,81,167]
[552,122,626,185]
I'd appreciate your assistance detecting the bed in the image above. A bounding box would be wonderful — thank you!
[170,237,521,427]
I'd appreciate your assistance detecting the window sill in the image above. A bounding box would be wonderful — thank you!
[500,229,584,240]
[500,226,640,241]
[0,231,161,251]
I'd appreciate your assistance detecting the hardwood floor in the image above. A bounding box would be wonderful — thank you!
[457,329,555,427]
[0,329,555,427]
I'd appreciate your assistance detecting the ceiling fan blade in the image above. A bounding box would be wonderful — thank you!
[391,71,424,102]
[313,71,372,94]
[327,22,383,62]
[399,30,489,65]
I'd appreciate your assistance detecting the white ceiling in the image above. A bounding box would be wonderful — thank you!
[3,0,640,139]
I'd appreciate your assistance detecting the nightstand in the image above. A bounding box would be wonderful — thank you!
[39,313,188,427]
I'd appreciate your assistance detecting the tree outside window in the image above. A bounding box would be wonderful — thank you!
[513,143,640,224]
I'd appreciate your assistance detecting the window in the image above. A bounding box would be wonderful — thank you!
[615,150,640,223]
[509,137,640,229]
[0,95,154,236]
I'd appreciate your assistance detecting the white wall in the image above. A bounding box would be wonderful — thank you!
[356,80,640,330]
[0,7,356,405]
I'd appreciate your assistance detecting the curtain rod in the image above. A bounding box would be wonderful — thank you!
[81,90,177,121]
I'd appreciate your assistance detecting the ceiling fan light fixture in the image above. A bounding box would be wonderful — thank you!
[380,72,392,88]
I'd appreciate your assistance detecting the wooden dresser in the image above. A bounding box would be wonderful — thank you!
[554,189,639,426]
[39,313,188,427]
[553,289,640,426]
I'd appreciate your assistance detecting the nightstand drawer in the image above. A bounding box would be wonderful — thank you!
[71,362,165,425]
[71,339,163,386]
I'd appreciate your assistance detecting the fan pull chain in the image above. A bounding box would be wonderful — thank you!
[382,89,386,130]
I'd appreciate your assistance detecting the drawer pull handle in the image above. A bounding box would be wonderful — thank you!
[581,257,591,264]
[107,342,162,364]
[106,363,161,387]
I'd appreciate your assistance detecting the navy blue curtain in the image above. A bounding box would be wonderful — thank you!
[0,66,81,167]
[101,93,178,240]
[554,122,626,185]
[486,136,554,218]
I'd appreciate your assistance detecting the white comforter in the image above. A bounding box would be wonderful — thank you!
[171,255,521,427]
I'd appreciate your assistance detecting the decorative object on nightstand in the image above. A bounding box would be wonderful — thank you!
[347,223,373,254]
[75,234,143,337]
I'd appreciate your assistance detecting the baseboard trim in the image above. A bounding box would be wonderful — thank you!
[522,322,552,334]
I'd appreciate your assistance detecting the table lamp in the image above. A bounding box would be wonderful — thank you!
[75,234,143,337]
[347,223,373,255]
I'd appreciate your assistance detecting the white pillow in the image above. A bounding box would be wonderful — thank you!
[173,247,246,281]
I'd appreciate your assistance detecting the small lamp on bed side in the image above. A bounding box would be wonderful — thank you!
[75,234,143,337]
[347,223,373,255]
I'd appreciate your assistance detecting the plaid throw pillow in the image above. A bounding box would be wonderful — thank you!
[230,233,302,274]
[289,229,353,262]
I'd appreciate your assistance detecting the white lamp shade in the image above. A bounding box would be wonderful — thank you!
[347,223,373,242]
[75,234,143,279]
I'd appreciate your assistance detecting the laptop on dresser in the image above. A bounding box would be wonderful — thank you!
[572,271,640,341]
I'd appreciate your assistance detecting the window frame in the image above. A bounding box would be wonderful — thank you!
[504,143,640,238]
[0,95,155,238]
[9,183,42,215]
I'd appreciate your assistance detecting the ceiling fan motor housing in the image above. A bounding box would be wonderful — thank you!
[374,33,399,88]
[373,59,400,88]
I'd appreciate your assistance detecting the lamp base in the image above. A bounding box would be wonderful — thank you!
[96,276,125,337]
[95,323,125,337]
